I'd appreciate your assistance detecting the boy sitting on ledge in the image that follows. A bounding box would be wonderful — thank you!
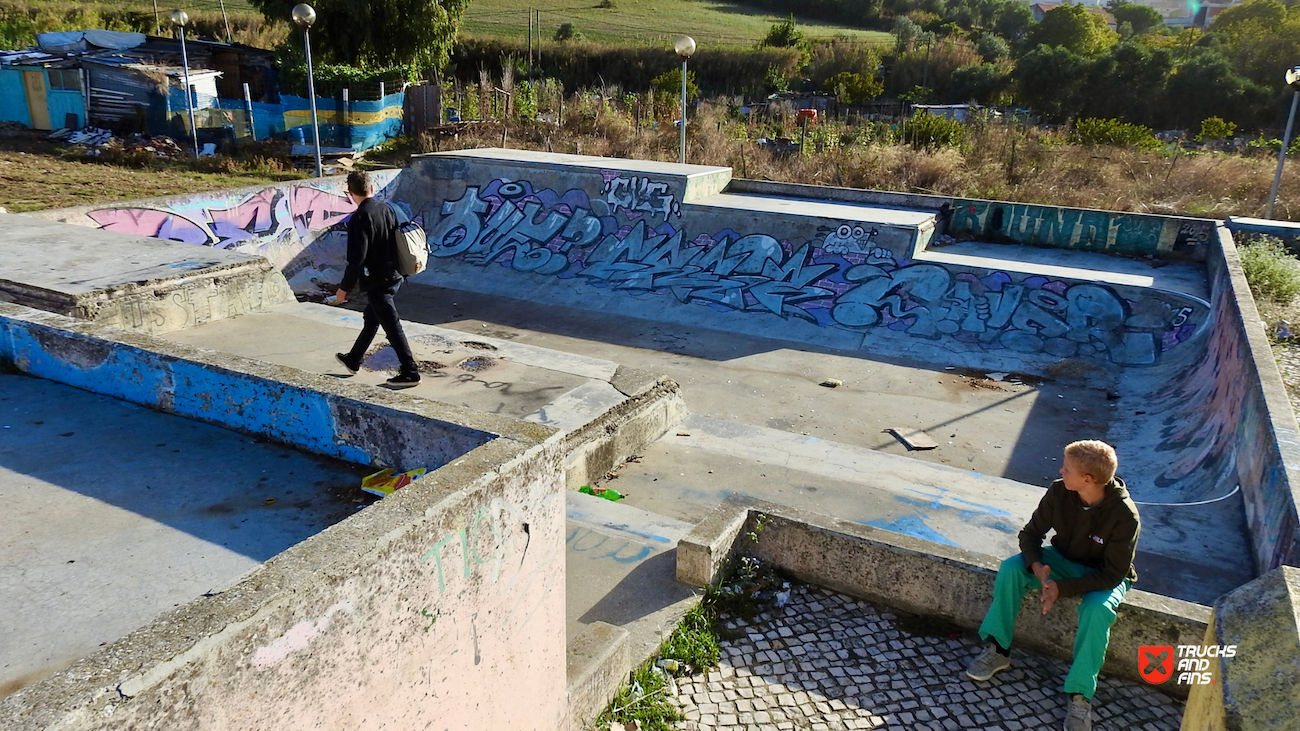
[964,440,1141,731]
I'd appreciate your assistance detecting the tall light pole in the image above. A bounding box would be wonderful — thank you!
[170,10,199,158]
[1266,66,1300,219]
[293,3,323,178]
[674,35,695,165]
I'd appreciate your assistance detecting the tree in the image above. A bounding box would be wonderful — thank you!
[975,32,1011,61]
[892,16,924,53]
[822,71,884,102]
[947,62,1012,104]
[554,22,582,41]
[250,0,469,69]
[1012,44,1089,121]
[1107,1,1164,36]
[1163,49,1270,129]
[993,2,1035,44]
[1078,42,1173,123]
[1026,4,1120,56]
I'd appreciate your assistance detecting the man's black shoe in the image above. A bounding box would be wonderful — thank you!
[335,353,360,375]
[387,372,421,388]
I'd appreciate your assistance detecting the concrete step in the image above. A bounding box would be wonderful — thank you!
[915,240,1210,301]
[563,490,697,728]
[682,192,938,258]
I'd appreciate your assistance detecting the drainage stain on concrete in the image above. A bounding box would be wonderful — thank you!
[457,356,496,372]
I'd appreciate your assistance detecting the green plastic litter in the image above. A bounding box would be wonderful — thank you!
[579,485,624,501]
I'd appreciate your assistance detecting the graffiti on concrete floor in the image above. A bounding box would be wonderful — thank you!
[566,526,655,564]
[423,177,1208,365]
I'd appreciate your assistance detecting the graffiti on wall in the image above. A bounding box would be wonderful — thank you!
[599,174,680,219]
[1148,263,1300,571]
[947,200,1215,259]
[87,185,356,251]
[421,177,1207,365]
[829,251,1199,365]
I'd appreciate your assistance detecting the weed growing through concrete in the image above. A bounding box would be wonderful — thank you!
[596,556,788,730]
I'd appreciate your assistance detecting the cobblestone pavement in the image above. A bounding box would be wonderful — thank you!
[668,585,1183,731]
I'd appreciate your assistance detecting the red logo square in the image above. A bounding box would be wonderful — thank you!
[1139,645,1174,684]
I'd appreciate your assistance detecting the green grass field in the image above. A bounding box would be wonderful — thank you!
[460,0,892,47]
[8,0,890,50]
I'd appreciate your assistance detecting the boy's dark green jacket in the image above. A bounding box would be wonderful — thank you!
[1019,477,1141,597]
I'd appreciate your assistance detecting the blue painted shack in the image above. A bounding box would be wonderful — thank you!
[0,49,87,130]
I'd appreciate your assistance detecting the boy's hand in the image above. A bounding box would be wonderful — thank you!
[1040,580,1059,615]
[1031,561,1051,585]
[335,288,348,304]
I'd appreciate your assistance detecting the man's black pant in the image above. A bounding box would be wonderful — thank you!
[345,278,417,375]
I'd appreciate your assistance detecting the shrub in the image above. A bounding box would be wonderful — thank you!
[1197,116,1237,142]
[903,111,964,150]
[554,22,581,42]
[515,80,538,121]
[1240,235,1300,306]
[822,71,883,103]
[1071,117,1160,150]
[651,68,699,101]
[764,63,791,93]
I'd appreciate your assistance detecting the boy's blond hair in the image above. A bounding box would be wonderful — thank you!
[1065,440,1118,485]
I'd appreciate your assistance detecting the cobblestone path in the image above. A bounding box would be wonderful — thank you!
[669,585,1184,731]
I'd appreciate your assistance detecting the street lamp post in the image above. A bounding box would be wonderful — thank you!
[674,35,695,165]
[169,10,199,158]
[1266,66,1300,219]
[293,3,323,178]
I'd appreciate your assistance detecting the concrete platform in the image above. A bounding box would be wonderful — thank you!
[164,300,685,487]
[0,215,291,333]
[0,373,369,699]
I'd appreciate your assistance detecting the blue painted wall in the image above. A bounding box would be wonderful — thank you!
[46,88,85,130]
[0,69,32,127]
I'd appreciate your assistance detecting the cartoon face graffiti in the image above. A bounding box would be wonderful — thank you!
[820,224,879,255]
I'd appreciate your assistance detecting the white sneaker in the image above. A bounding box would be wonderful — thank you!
[1063,694,1091,731]
[965,644,1012,681]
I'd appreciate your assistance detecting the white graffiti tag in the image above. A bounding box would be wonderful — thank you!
[599,175,679,219]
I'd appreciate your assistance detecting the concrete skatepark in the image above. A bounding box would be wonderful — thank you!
[2,150,1299,729]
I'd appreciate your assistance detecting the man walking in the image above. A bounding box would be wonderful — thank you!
[964,440,1141,731]
[333,170,420,388]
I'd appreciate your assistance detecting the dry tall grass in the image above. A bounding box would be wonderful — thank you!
[419,98,1300,221]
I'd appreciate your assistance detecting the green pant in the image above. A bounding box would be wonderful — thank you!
[978,547,1130,699]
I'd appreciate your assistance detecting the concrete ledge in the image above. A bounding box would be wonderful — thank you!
[562,366,688,488]
[679,495,1210,699]
[566,621,631,731]
[0,215,293,335]
[0,303,551,470]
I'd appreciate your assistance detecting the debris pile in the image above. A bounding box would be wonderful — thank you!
[48,126,188,158]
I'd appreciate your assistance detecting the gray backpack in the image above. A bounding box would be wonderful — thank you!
[394,219,428,277]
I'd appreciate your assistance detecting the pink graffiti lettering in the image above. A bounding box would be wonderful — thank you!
[290,186,356,238]
[87,208,213,246]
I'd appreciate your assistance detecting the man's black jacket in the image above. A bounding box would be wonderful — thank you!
[340,197,400,292]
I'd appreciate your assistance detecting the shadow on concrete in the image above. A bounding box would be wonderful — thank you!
[0,373,370,564]
[577,550,696,627]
